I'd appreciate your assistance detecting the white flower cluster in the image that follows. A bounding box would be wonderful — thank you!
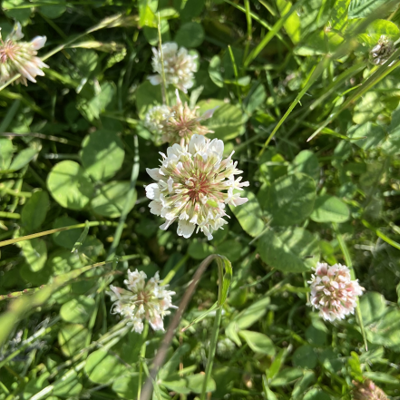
[145,134,249,240]
[108,269,176,333]
[308,262,364,322]
[148,42,197,93]
[0,23,48,85]
[144,105,173,145]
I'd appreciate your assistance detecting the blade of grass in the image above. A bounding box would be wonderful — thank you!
[362,219,400,251]
[0,220,122,248]
[244,1,303,67]
[224,0,291,51]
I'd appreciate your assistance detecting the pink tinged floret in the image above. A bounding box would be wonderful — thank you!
[308,262,364,322]
[30,36,47,50]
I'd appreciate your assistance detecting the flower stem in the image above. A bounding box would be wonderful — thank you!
[158,13,169,106]
[200,262,224,400]
[138,322,149,400]
[333,222,368,351]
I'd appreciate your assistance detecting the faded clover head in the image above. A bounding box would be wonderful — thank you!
[353,380,389,400]
[0,23,48,86]
[308,262,364,322]
[108,269,176,333]
[370,35,394,66]
[148,42,197,93]
[145,134,249,240]
[144,90,216,145]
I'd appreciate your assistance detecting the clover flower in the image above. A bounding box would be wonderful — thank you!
[353,380,388,400]
[108,269,176,333]
[148,42,197,93]
[161,90,215,145]
[370,35,394,65]
[145,134,249,240]
[0,23,48,86]
[308,262,364,322]
[144,91,216,146]
[144,104,173,146]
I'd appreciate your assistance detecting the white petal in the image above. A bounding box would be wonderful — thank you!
[146,167,163,181]
[148,75,161,85]
[145,183,160,200]
[189,134,206,154]
[31,36,47,50]
[177,220,195,239]
[200,106,219,120]
[149,200,162,215]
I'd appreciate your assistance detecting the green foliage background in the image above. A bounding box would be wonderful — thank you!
[1,0,400,399]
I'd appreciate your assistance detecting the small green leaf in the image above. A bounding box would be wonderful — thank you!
[21,190,50,232]
[175,22,205,48]
[60,296,96,324]
[85,349,127,384]
[47,161,94,211]
[9,147,38,171]
[258,227,320,272]
[58,324,89,357]
[229,190,264,237]
[292,345,317,369]
[310,195,350,223]
[263,173,316,226]
[136,81,163,119]
[239,330,275,356]
[91,181,137,218]
[81,129,125,182]
[289,150,320,182]
[0,138,14,171]
[21,239,47,272]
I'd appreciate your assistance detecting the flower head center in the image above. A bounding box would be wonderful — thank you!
[186,174,211,202]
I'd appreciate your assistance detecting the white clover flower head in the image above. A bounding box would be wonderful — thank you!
[308,262,364,322]
[148,42,198,93]
[370,35,394,66]
[0,23,48,86]
[108,269,176,333]
[144,104,173,146]
[145,134,249,240]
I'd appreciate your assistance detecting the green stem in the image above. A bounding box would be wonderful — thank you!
[107,135,139,260]
[227,45,243,109]
[138,322,149,400]
[0,221,122,248]
[162,254,189,286]
[333,222,368,351]
[200,263,224,400]
[158,13,169,106]
[0,211,20,219]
